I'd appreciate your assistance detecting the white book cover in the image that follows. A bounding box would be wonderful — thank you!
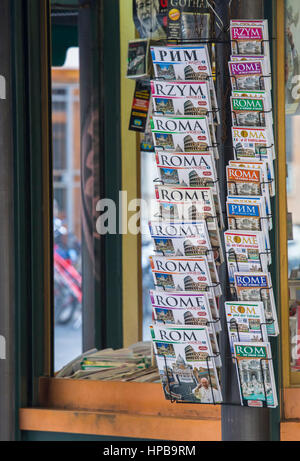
[151,314,221,366]
[227,163,272,220]
[225,301,268,352]
[149,255,219,319]
[151,325,222,403]
[226,196,270,250]
[233,341,278,408]
[230,54,271,80]
[233,272,279,336]
[230,95,273,129]
[225,230,269,283]
[150,45,219,123]
[155,185,223,230]
[230,19,270,56]
[232,89,273,123]
[149,220,224,266]
[150,80,217,125]
[150,115,218,159]
[232,125,275,161]
[228,59,270,92]
[149,220,219,286]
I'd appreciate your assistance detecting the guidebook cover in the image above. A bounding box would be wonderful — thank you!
[230,19,270,56]
[225,230,269,283]
[150,289,221,333]
[149,220,219,285]
[233,341,278,408]
[149,219,224,265]
[151,325,222,403]
[149,255,219,318]
[151,320,221,367]
[150,45,219,122]
[229,59,269,91]
[230,54,271,80]
[230,96,272,128]
[225,302,268,352]
[126,39,149,79]
[150,80,216,124]
[234,272,279,336]
[150,115,217,157]
[232,125,275,163]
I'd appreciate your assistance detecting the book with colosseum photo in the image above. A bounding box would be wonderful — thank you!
[150,45,219,124]
[149,255,219,319]
[150,324,222,403]
[228,59,270,92]
[233,341,278,408]
[225,301,268,353]
[149,289,221,334]
[230,95,272,130]
[224,230,269,283]
[150,114,218,159]
[150,294,221,366]
[150,80,217,125]
[233,272,279,337]
[149,219,219,285]
[230,19,270,60]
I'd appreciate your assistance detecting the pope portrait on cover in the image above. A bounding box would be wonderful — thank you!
[192,377,219,403]
[133,0,167,39]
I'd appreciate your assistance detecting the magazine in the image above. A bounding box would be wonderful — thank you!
[149,219,224,265]
[149,255,219,318]
[233,272,279,336]
[150,45,219,123]
[229,59,270,92]
[150,115,218,159]
[155,184,223,230]
[150,80,216,124]
[150,289,221,333]
[167,2,211,41]
[233,341,278,408]
[226,196,270,251]
[230,96,272,129]
[126,39,149,79]
[149,220,219,284]
[230,19,270,57]
[225,230,269,283]
[225,301,268,352]
[151,325,222,403]
[133,0,168,39]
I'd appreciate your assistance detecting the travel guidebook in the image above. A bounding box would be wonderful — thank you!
[149,255,219,318]
[151,325,222,403]
[151,313,221,367]
[150,115,218,159]
[228,159,273,207]
[149,220,224,265]
[233,272,279,336]
[150,45,219,123]
[154,185,224,230]
[230,96,272,129]
[225,301,268,352]
[126,39,149,79]
[230,54,271,80]
[224,230,269,283]
[233,342,278,408]
[150,80,216,124]
[230,19,270,57]
[226,196,270,251]
[229,59,270,91]
[149,220,219,284]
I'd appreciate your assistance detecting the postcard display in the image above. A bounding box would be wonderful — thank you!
[127,13,278,408]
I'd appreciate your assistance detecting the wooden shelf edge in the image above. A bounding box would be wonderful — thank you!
[38,377,221,420]
[19,408,222,441]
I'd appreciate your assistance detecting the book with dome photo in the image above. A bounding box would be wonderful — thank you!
[233,341,278,408]
[149,255,219,319]
[150,324,222,403]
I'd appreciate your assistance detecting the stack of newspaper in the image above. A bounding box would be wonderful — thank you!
[55,342,159,382]
[148,44,223,404]
[225,19,278,408]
